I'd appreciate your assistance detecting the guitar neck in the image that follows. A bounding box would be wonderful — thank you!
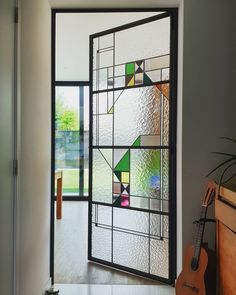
[193,206,208,261]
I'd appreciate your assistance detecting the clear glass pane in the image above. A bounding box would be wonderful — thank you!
[55,86,89,197]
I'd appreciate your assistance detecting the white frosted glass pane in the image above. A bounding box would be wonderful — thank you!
[115,17,170,65]
[92,224,111,262]
[98,114,113,145]
[113,208,149,235]
[92,149,112,203]
[113,231,149,273]
[150,238,169,278]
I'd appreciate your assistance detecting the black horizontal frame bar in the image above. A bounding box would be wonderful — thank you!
[92,200,169,216]
[54,196,88,201]
[92,79,169,94]
[92,145,170,149]
[92,222,167,240]
[93,53,170,71]
[88,256,171,285]
[52,8,172,14]
[90,12,170,38]
[54,81,90,86]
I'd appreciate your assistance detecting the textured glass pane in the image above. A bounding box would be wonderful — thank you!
[114,86,161,146]
[130,196,149,210]
[92,204,112,227]
[114,208,149,235]
[115,17,170,65]
[99,34,114,49]
[161,149,169,200]
[150,214,168,239]
[145,70,161,83]
[98,114,113,145]
[98,68,107,90]
[150,198,169,212]
[162,68,169,80]
[150,238,169,278]
[145,55,169,72]
[163,93,169,145]
[92,149,112,203]
[99,50,113,69]
[130,149,161,198]
[92,224,111,262]
[113,231,149,273]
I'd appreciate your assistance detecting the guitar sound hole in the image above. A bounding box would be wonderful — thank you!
[191,258,199,271]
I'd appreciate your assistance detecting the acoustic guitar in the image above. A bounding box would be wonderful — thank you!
[176,181,216,295]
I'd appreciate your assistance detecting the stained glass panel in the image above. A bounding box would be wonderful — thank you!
[90,12,175,283]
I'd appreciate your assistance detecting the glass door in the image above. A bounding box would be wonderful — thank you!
[88,11,177,284]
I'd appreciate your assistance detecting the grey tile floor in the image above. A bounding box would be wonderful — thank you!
[55,202,159,284]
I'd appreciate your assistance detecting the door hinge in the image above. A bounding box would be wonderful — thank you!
[14,7,18,24]
[13,159,18,176]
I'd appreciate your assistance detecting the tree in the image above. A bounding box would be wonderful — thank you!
[56,97,79,131]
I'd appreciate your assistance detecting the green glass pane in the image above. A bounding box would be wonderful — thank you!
[115,150,130,172]
[126,62,135,75]
[130,149,161,198]
[132,136,141,147]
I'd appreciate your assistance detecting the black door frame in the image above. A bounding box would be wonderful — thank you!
[51,8,178,285]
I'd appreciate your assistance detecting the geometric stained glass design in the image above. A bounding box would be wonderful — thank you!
[90,12,175,283]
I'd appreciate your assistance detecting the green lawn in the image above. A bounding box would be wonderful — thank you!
[56,169,89,195]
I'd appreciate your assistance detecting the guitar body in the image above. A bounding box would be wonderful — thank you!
[176,245,208,295]
[176,182,216,295]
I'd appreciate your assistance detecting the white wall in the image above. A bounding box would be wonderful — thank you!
[0,0,15,294]
[182,0,236,251]
[19,0,51,294]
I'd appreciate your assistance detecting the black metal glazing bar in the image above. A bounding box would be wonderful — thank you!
[91,200,169,216]
[111,32,115,264]
[79,86,85,196]
[93,222,167,240]
[93,145,170,149]
[90,12,170,38]
[92,79,170,95]
[93,53,170,71]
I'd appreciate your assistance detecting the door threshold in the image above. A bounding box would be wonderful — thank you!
[54,283,174,295]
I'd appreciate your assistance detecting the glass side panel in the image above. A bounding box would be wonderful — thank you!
[55,85,89,197]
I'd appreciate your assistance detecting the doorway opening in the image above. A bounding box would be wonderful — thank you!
[51,8,177,286]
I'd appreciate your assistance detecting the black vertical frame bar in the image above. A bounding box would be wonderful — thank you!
[50,9,56,284]
[88,34,93,260]
[168,8,178,284]
[79,86,85,196]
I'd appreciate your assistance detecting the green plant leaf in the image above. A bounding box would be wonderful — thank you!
[212,152,236,157]
[221,171,236,184]
[206,156,236,177]
[219,137,236,144]
[220,161,236,185]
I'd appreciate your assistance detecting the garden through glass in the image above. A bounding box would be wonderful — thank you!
[89,12,176,283]
[55,86,89,196]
